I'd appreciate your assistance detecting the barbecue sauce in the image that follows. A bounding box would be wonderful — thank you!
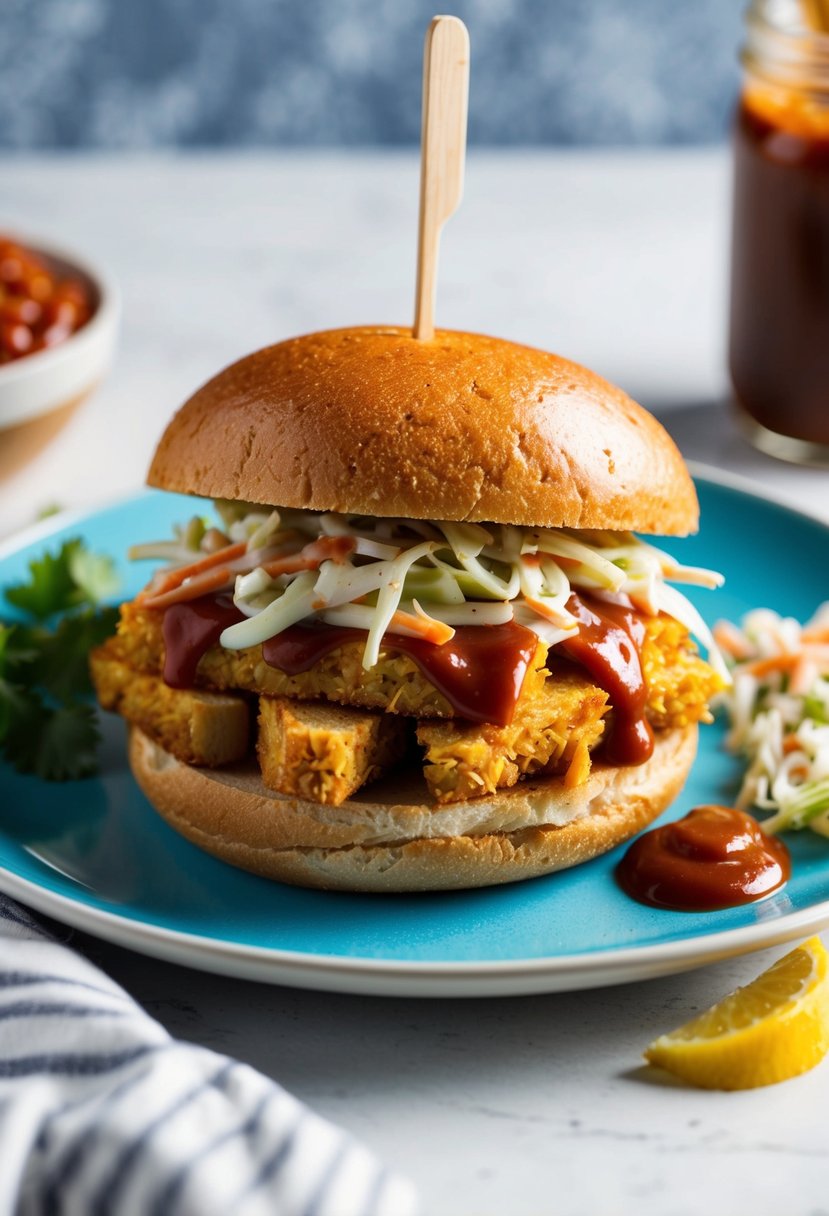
[159,589,653,748]
[617,805,791,912]
[730,91,829,451]
[263,620,538,726]
[160,595,537,726]
[558,593,653,765]
[162,594,244,687]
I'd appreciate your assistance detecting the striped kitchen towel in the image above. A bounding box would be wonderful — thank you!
[0,896,417,1216]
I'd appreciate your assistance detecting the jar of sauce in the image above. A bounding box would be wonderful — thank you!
[729,0,829,464]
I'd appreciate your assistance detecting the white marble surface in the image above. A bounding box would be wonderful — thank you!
[4,151,829,1215]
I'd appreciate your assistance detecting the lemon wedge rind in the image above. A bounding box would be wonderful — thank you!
[645,936,829,1091]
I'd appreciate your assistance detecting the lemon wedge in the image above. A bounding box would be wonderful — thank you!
[645,936,829,1090]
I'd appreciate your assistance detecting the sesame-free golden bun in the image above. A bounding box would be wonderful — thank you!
[147,326,698,535]
[129,724,697,893]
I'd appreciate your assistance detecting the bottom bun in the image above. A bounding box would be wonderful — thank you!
[128,723,698,893]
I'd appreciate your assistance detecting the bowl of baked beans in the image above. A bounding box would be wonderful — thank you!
[0,234,119,431]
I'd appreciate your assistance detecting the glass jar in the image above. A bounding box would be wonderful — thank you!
[729,0,829,464]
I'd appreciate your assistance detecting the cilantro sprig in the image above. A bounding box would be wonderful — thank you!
[1,539,120,781]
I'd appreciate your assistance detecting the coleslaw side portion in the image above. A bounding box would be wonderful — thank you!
[130,502,727,676]
[715,605,829,837]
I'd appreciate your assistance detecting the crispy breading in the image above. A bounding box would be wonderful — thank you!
[109,600,722,804]
[113,601,721,731]
[257,697,409,807]
[91,644,250,767]
[641,614,724,729]
[415,617,722,804]
[418,670,608,804]
[114,600,551,721]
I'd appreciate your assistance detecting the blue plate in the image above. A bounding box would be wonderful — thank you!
[1,471,828,997]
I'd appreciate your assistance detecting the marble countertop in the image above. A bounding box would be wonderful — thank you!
[4,150,829,1215]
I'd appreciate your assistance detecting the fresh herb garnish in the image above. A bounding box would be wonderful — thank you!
[1,539,119,781]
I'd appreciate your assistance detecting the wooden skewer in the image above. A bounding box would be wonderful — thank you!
[413,15,470,341]
[802,0,829,32]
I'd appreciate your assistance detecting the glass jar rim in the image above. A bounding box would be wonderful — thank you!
[744,0,829,93]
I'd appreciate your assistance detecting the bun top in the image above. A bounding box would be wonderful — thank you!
[147,326,698,535]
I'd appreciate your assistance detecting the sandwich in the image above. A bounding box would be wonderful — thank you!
[91,325,726,892]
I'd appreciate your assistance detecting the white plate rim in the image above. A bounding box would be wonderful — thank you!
[1,865,829,998]
[1,467,828,997]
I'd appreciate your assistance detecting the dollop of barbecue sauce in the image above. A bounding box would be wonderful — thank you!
[160,589,653,749]
[617,805,791,911]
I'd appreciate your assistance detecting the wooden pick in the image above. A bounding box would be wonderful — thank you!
[413,15,470,341]
[803,0,829,32]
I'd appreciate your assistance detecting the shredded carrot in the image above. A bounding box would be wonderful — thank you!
[261,554,323,578]
[803,627,829,643]
[790,658,819,696]
[307,536,355,565]
[742,647,829,679]
[564,738,592,789]
[141,566,236,610]
[525,596,574,630]
[262,535,355,578]
[783,736,805,755]
[142,534,356,611]
[661,565,721,588]
[742,654,801,678]
[139,540,247,601]
[390,607,455,645]
[713,620,753,660]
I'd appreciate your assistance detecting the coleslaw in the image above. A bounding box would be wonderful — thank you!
[715,605,829,837]
[130,502,726,675]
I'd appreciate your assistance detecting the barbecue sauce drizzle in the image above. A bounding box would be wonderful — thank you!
[558,593,654,765]
[262,620,537,726]
[160,589,653,752]
[162,594,244,688]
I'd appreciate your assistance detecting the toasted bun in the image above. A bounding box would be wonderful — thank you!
[147,327,697,535]
[128,724,697,892]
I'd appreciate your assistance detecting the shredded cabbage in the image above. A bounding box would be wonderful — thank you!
[133,502,725,673]
[220,572,318,649]
[363,542,442,669]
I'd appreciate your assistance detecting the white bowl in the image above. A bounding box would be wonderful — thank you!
[0,235,120,431]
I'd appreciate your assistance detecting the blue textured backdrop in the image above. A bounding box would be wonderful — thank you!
[0,0,744,148]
